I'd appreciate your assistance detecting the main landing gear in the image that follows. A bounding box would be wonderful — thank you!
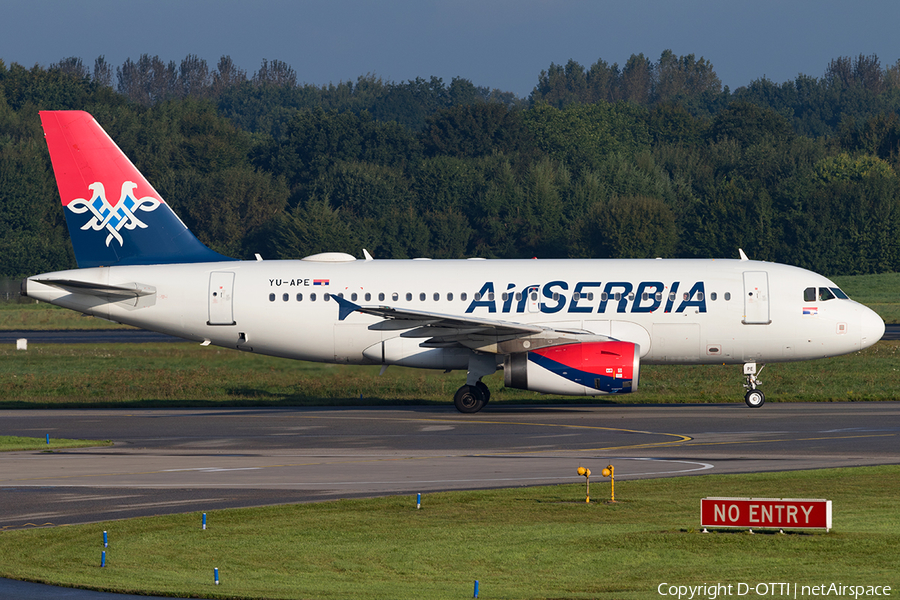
[454,353,496,414]
[454,381,491,414]
[743,362,765,408]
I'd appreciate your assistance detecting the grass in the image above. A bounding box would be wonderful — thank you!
[832,272,900,324]
[0,466,897,599]
[0,435,112,452]
[0,340,898,408]
[0,301,134,330]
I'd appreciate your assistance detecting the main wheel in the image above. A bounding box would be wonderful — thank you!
[454,384,486,414]
[475,381,491,405]
[744,389,765,408]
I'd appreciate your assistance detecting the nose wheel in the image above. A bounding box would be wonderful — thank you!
[744,388,765,408]
[743,363,765,408]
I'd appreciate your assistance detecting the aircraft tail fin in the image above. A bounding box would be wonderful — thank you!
[39,110,233,268]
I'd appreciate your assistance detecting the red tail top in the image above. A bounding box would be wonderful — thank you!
[40,110,231,267]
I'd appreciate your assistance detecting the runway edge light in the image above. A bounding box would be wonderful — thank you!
[602,465,617,503]
[576,467,591,503]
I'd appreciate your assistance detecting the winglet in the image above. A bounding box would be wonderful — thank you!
[333,294,362,321]
[738,248,749,261]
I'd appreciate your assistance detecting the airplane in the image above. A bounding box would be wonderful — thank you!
[23,111,886,413]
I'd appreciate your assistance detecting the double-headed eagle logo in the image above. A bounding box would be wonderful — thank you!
[67,182,161,247]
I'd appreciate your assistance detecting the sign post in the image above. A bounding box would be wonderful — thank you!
[701,498,831,531]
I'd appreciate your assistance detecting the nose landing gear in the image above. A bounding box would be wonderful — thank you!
[743,362,765,408]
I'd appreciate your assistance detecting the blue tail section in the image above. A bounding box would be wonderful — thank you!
[41,111,234,267]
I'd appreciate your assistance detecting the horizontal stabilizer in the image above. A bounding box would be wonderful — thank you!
[32,278,156,299]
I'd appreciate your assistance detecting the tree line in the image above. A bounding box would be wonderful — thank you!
[1,51,899,279]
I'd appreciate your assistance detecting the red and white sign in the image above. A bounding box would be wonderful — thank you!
[701,497,832,531]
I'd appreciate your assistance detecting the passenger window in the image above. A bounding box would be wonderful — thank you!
[515,292,521,301]
[310,293,317,301]
[419,293,426,301]
[391,292,398,301]
[503,292,509,301]
[406,293,412,301]
[377,292,384,301]
[669,292,676,301]
[433,292,440,301]
[641,293,648,301]
[573,292,581,301]
[269,293,276,302]
[818,287,836,301]
[697,292,704,301]
[448,292,454,301]
[351,293,358,301]
[710,292,717,301]
[614,293,621,301]
[655,293,662,302]
[365,293,371,301]
[601,292,609,301]
[296,293,303,301]
[804,287,816,302]
[488,292,495,301]
[475,292,481,301]
[282,293,289,302]
[724,292,731,301]
[324,293,330,301]
[461,293,468,301]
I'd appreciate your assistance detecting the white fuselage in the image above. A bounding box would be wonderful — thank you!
[26,257,885,371]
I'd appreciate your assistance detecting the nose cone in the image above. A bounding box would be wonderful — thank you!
[860,306,885,350]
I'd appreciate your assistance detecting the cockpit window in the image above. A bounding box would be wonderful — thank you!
[818,287,836,301]
[831,287,849,299]
[803,287,816,302]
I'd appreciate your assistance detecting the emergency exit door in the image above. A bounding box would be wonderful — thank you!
[208,272,236,325]
[742,271,770,324]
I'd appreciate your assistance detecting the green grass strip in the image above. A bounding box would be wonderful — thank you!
[0,436,112,452]
[0,466,897,599]
[1,341,898,408]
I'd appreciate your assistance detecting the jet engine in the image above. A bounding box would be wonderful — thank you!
[504,341,639,396]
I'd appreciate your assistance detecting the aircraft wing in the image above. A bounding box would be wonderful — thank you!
[334,295,610,353]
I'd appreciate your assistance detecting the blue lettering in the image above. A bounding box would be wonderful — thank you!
[465,282,497,313]
[676,281,707,313]
[632,282,664,313]
[664,282,680,313]
[599,282,632,313]
[501,283,516,313]
[540,281,568,314]
[568,282,602,313]
[516,285,539,313]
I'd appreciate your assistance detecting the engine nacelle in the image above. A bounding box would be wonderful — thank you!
[504,341,640,396]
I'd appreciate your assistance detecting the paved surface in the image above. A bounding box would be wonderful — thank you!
[0,329,184,344]
[3,404,899,531]
[3,403,900,598]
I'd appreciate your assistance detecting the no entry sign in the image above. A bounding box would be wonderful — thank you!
[701,497,832,531]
